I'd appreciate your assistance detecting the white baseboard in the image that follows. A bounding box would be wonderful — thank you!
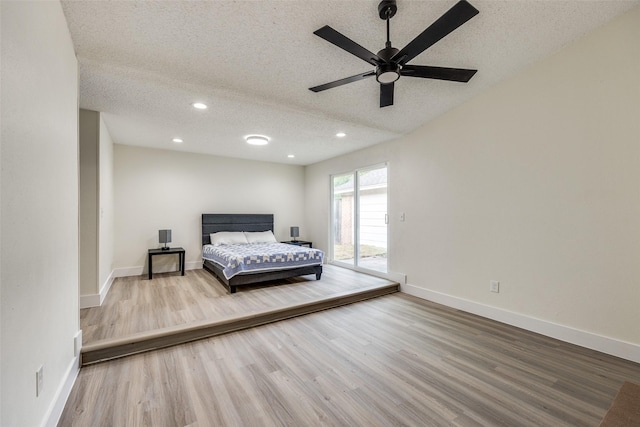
[79,270,115,308]
[79,293,100,309]
[81,263,204,308]
[98,271,114,303]
[188,261,203,270]
[113,261,202,278]
[385,271,407,284]
[327,262,406,284]
[402,283,640,364]
[113,265,143,278]
[42,353,80,427]
[74,330,83,358]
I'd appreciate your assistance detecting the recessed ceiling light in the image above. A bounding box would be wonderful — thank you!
[336,132,346,137]
[288,154,295,158]
[172,138,183,143]
[192,102,207,110]
[245,135,270,146]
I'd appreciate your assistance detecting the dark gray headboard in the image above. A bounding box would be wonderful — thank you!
[201,214,274,245]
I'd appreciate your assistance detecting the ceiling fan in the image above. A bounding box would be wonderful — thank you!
[309,0,479,108]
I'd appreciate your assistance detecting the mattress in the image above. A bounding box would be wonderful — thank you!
[202,242,324,280]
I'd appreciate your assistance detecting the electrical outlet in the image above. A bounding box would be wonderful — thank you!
[490,280,500,293]
[36,366,44,397]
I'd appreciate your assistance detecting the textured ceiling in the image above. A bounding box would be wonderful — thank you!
[61,0,638,165]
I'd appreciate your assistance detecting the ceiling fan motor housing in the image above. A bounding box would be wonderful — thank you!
[378,0,398,19]
[376,46,400,84]
[377,46,399,62]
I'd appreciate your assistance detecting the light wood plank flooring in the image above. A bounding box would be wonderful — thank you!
[81,265,395,345]
[62,293,640,426]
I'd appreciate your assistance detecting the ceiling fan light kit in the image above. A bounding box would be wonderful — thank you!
[310,0,479,108]
[376,62,400,84]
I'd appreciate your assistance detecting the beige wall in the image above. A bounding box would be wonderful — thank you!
[79,109,99,296]
[79,109,115,304]
[1,2,80,425]
[114,145,305,273]
[306,7,640,358]
[99,116,115,293]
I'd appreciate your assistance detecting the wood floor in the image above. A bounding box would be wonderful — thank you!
[81,265,395,345]
[80,266,397,364]
[62,292,640,426]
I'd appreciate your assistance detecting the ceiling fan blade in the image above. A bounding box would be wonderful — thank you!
[380,83,394,108]
[391,0,479,66]
[401,65,477,82]
[309,71,375,92]
[314,25,382,66]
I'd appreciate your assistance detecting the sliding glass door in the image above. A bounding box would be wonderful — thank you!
[331,165,387,273]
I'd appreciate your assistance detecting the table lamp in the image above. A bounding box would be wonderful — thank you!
[159,229,172,250]
[290,226,299,242]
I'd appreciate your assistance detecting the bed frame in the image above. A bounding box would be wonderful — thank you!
[201,213,322,293]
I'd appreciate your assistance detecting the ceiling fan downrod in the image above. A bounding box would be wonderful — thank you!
[376,0,400,83]
[378,0,397,48]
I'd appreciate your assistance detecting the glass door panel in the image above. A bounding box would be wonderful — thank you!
[357,167,387,272]
[331,166,387,273]
[332,173,355,267]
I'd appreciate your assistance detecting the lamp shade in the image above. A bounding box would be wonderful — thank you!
[290,226,299,241]
[159,229,172,248]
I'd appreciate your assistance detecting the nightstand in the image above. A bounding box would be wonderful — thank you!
[281,240,313,248]
[148,247,185,279]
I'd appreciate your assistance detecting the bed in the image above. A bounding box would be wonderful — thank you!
[201,214,323,293]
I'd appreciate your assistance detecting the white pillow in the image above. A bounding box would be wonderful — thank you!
[209,231,248,246]
[244,230,277,244]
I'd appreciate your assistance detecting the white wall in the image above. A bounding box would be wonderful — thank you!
[1,2,80,426]
[306,6,640,361]
[114,144,305,274]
